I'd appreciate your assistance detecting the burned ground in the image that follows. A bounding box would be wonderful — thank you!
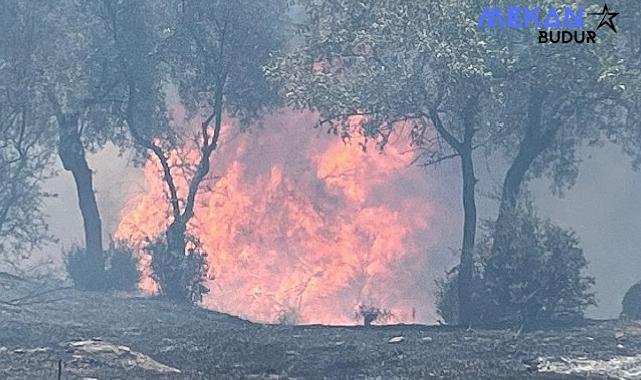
[1,273,640,379]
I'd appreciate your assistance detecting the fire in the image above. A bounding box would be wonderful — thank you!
[115,111,438,325]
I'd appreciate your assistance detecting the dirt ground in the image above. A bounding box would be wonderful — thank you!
[1,272,640,379]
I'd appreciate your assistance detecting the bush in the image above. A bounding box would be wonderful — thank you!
[621,281,641,320]
[105,240,140,291]
[276,308,299,325]
[355,305,393,327]
[435,273,459,325]
[64,245,105,290]
[435,262,485,325]
[436,202,596,327]
[147,235,209,304]
[65,241,139,291]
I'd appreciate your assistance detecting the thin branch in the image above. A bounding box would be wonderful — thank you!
[423,109,463,152]
[125,86,181,222]
[0,286,72,307]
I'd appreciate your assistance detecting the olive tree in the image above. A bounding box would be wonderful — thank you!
[0,0,135,287]
[268,0,506,325]
[0,26,55,267]
[108,0,288,302]
[270,0,641,325]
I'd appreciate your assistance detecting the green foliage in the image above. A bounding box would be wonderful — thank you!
[147,235,210,304]
[65,245,105,290]
[597,1,641,170]
[482,205,596,325]
[164,0,288,124]
[0,2,57,264]
[621,281,641,320]
[1,1,135,151]
[0,114,55,264]
[271,0,638,190]
[65,241,139,291]
[105,241,140,291]
[435,274,460,325]
[437,203,596,326]
[267,1,505,151]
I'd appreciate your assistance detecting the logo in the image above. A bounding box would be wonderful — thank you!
[477,4,619,44]
[589,4,619,33]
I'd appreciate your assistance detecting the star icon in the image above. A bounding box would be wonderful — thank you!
[589,3,619,33]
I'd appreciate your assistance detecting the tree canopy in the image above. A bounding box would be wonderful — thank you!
[269,0,641,324]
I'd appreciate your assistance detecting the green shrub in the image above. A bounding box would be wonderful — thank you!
[435,260,485,325]
[65,241,139,291]
[64,245,105,290]
[436,202,596,327]
[482,206,596,325]
[146,235,209,304]
[105,240,140,291]
[621,281,641,320]
[435,273,459,325]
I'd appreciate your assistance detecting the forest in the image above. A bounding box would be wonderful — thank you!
[1,1,641,378]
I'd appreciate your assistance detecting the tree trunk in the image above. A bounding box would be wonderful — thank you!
[160,219,189,301]
[166,219,186,258]
[458,145,477,326]
[57,113,105,287]
[428,96,479,326]
[492,88,551,255]
[457,94,479,327]
[125,72,225,303]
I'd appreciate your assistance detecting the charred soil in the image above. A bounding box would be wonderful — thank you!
[1,273,640,379]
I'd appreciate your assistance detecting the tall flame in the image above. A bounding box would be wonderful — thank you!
[115,111,438,325]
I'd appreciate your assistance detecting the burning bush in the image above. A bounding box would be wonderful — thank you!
[146,235,209,304]
[621,281,641,320]
[356,305,393,327]
[275,308,300,325]
[65,241,139,291]
[437,202,596,327]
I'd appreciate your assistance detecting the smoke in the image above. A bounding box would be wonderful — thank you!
[530,143,641,319]
[24,145,139,276]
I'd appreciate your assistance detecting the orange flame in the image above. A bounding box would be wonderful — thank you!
[115,111,438,325]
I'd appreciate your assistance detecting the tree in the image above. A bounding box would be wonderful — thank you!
[488,0,639,260]
[0,2,65,274]
[0,15,55,267]
[1,0,133,286]
[270,1,641,325]
[268,0,505,325]
[109,0,288,302]
[600,0,641,168]
[0,103,54,272]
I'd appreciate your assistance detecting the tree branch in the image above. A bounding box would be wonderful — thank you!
[424,109,463,152]
[125,86,181,222]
